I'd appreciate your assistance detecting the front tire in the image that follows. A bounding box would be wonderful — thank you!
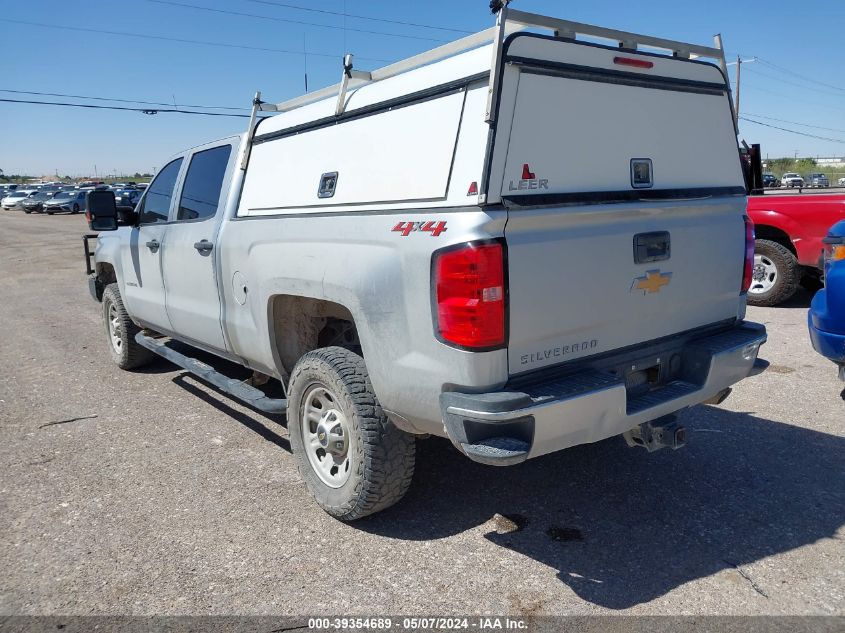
[72,204,79,214]
[101,283,154,370]
[747,239,800,307]
[288,347,415,521]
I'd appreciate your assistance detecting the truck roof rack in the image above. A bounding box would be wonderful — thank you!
[239,1,730,169]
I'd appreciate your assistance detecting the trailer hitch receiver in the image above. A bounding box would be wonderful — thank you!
[624,415,686,452]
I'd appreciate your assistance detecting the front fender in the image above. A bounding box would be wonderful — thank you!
[93,231,127,297]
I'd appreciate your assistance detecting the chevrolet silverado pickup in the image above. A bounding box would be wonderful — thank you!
[83,5,767,520]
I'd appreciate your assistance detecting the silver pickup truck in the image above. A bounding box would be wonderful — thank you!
[84,6,767,520]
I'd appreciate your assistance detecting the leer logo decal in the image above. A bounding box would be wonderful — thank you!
[508,163,549,192]
[392,221,447,237]
[632,270,672,294]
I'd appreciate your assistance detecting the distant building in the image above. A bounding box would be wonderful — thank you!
[817,157,844,166]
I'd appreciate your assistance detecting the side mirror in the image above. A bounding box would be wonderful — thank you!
[86,190,118,231]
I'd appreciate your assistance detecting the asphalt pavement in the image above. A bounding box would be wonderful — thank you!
[0,210,842,617]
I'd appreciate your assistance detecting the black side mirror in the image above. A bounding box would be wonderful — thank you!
[86,190,118,231]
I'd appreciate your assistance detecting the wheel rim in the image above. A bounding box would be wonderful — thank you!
[749,254,778,295]
[301,385,351,488]
[107,302,123,354]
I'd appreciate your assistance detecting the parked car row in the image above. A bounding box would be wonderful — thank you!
[1,181,149,215]
[2,188,88,214]
[765,172,833,188]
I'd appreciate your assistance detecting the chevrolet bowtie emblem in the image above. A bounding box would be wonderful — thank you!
[632,270,672,294]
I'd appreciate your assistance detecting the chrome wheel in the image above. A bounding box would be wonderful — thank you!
[749,253,778,295]
[301,385,351,488]
[108,302,123,354]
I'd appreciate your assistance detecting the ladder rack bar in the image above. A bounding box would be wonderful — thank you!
[269,26,504,114]
[507,9,724,60]
[257,11,726,121]
[367,26,502,83]
[239,91,261,170]
[484,1,510,123]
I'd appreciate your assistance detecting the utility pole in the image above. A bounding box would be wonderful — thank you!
[727,56,756,125]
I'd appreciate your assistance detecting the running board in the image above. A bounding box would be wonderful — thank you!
[134,332,287,414]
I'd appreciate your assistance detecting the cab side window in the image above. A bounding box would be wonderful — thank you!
[177,145,232,221]
[137,158,183,224]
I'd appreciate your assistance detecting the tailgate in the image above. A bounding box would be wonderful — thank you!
[505,199,746,374]
[490,36,747,375]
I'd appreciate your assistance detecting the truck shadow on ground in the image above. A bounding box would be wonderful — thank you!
[359,405,845,609]
[171,374,291,453]
[157,346,843,609]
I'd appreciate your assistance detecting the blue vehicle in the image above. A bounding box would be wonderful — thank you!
[808,220,845,381]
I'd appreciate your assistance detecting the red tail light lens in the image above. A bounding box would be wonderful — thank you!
[613,56,654,69]
[742,215,755,293]
[434,242,505,349]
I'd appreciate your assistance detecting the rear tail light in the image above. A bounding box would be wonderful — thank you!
[823,236,845,267]
[433,241,505,349]
[742,215,755,293]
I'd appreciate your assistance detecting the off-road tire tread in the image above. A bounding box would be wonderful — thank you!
[748,239,800,307]
[102,283,154,370]
[288,346,415,521]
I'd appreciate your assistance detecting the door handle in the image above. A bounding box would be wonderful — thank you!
[193,240,214,253]
[145,239,160,251]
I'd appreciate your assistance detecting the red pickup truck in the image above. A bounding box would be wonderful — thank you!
[746,193,845,306]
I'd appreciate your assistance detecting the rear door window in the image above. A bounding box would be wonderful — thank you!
[137,158,183,224]
[176,145,232,221]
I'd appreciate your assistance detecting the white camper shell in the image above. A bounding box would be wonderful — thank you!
[239,9,742,217]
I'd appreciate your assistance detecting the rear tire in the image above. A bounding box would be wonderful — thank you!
[102,283,154,370]
[747,239,800,307]
[72,204,79,214]
[288,346,415,521]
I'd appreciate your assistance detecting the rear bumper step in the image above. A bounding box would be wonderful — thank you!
[441,322,766,465]
[135,332,287,414]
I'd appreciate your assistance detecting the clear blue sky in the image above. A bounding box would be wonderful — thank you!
[2,0,843,177]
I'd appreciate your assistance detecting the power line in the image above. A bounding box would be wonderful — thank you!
[0,17,391,63]
[739,116,845,145]
[742,112,845,135]
[743,66,845,99]
[146,0,447,43]
[0,89,249,112]
[0,97,253,118]
[244,0,472,34]
[741,83,845,112]
[755,57,845,94]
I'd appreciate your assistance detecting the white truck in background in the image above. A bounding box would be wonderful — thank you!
[84,3,767,520]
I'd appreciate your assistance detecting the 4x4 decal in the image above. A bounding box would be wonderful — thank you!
[392,221,448,237]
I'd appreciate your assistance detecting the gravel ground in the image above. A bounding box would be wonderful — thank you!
[0,210,842,617]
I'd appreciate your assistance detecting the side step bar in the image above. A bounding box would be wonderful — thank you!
[135,332,287,415]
